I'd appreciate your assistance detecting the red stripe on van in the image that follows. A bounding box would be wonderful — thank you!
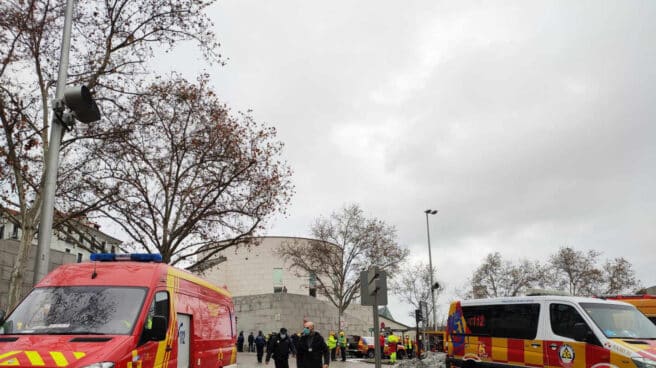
[508,339,524,363]
[586,343,610,366]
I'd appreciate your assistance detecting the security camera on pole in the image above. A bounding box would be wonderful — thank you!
[33,0,102,284]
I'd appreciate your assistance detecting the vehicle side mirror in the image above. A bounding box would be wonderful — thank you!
[573,322,588,341]
[149,316,167,341]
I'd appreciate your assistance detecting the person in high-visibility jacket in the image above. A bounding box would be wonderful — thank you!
[338,331,347,361]
[327,330,337,361]
[387,332,399,363]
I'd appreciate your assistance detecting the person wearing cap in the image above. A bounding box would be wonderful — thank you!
[297,321,329,368]
[266,327,297,368]
[337,331,347,361]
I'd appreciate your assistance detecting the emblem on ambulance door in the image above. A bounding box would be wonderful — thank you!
[559,344,575,365]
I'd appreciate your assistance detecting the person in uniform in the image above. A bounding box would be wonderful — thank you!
[338,331,347,361]
[266,327,297,368]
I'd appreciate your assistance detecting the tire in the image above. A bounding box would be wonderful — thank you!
[367,349,375,359]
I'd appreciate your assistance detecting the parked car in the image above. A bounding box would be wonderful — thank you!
[350,335,407,359]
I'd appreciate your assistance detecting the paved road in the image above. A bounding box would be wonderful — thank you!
[235,351,374,368]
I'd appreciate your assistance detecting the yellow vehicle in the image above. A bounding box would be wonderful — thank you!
[602,295,656,324]
[425,330,447,352]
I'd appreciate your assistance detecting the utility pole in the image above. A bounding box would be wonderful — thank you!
[34,0,101,284]
[424,209,438,331]
[33,0,76,284]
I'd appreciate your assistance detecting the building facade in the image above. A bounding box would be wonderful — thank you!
[203,236,412,337]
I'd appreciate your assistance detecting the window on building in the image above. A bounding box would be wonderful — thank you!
[101,241,106,252]
[11,224,19,239]
[111,245,116,253]
[65,226,75,243]
[77,253,83,263]
[273,268,284,293]
[0,224,4,239]
[65,248,71,253]
[309,272,317,297]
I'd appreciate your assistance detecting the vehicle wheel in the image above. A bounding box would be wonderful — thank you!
[367,349,375,359]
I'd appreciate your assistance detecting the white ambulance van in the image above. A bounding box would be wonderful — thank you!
[446,295,656,368]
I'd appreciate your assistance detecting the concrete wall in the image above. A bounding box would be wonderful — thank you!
[233,293,411,338]
[0,240,76,310]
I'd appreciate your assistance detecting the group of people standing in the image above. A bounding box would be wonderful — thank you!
[236,321,338,368]
[326,330,348,362]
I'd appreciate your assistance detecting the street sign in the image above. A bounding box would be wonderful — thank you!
[420,301,428,324]
[360,269,388,306]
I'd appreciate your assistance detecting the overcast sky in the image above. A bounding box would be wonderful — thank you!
[155,0,655,326]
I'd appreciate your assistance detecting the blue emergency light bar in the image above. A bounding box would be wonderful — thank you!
[90,253,163,262]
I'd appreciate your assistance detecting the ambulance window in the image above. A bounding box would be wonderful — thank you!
[462,306,492,336]
[550,303,598,344]
[153,292,170,318]
[490,304,540,339]
[139,291,169,346]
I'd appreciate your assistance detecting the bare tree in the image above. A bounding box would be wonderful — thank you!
[82,75,293,271]
[277,204,409,330]
[391,262,443,326]
[0,0,221,308]
[469,247,641,298]
[470,252,547,298]
[549,247,605,296]
[602,257,640,295]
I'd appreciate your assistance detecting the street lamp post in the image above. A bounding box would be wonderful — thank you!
[33,0,101,284]
[424,209,438,331]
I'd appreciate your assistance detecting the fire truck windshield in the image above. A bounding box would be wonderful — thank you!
[1,286,147,335]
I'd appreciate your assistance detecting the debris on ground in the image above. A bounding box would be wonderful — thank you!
[396,352,446,368]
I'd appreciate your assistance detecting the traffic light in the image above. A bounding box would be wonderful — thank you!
[415,309,423,322]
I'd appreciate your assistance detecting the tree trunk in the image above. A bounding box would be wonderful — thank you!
[338,310,342,333]
[7,223,36,309]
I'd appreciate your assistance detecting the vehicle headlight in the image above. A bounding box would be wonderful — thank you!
[81,363,114,368]
[633,357,656,368]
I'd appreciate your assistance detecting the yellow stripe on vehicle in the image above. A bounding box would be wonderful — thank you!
[50,352,68,367]
[491,338,508,362]
[25,351,45,366]
[73,352,85,360]
[0,351,20,366]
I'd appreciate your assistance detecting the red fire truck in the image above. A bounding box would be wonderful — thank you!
[0,253,236,368]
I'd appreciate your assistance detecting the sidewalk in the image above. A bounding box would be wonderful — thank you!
[235,351,372,368]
